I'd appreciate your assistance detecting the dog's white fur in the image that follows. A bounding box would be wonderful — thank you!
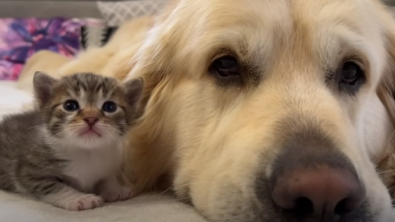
[18,0,395,221]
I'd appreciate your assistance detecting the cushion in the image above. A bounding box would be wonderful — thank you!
[80,25,118,50]
[0,18,104,81]
[97,0,166,26]
[0,1,102,18]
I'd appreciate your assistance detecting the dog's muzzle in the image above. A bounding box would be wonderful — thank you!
[268,129,366,222]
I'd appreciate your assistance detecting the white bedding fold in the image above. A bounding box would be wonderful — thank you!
[0,81,33,118]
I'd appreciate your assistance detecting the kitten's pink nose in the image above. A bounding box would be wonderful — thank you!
[84,117,99,128]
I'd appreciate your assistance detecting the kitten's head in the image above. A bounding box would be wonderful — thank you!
[33,72,143,149]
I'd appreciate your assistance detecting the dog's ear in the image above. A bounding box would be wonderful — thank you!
[125,1,186,110]
[120,0,187,190]
[377,81,395,127]
[377,4,395,127]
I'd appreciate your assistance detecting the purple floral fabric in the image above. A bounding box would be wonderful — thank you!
[0,18,103,81]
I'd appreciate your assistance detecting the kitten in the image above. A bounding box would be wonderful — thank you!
[0,72,143,211]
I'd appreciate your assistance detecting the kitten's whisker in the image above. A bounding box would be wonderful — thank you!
[379,175,395,180]
[377,169,395,175]
[63,76,74,88]
[27,125,44,130]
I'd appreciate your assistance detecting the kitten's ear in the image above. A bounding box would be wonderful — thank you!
[123,77,144,108]
[33,71,58,107]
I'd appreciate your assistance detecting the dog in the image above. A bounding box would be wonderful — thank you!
[17,0,395,221]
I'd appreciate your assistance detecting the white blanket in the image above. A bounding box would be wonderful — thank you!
[0,81,206,222]
[0,191,206,222]
[0,81,33,118]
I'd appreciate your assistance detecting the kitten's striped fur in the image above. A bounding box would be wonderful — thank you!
[0,72,143,210]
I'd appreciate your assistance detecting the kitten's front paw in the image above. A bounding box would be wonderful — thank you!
[65,194,103,211]
[101,186,135,202]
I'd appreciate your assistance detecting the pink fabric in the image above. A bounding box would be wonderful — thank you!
[0,18,103,81]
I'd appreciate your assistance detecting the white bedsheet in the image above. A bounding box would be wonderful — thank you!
[0,191,207,222]
[0,81,33,118]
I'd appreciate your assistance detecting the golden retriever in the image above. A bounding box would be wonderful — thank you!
[17,0,395,221]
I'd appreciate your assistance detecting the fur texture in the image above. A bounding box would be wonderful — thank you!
[375,132,395,203]
[0,72,143,210]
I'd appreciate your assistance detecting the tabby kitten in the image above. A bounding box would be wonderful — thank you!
[0,72,143,211]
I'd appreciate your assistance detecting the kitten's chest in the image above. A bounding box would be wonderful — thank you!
[62,149,121,192]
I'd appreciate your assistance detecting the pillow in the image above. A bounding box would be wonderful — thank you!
[0,18,103,81]
[97,0,166,26]
[80,25,118,50]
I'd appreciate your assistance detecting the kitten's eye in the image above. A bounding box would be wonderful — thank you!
[102,101,117,113]
[210,55,241,78]
[63,100,79,111]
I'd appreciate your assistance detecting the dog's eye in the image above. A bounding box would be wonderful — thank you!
[211,55,241,78]
[341,62,362,85]
[339,61,365,94]
[63,100,79,111]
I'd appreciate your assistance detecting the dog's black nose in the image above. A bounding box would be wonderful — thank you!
[268,128,365,221]
[271,166,363,219]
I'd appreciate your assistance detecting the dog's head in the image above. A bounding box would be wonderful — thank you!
[127,0,395,221]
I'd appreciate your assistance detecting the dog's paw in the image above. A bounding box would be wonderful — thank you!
[101,186,135,202]
[65,194,103,211]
